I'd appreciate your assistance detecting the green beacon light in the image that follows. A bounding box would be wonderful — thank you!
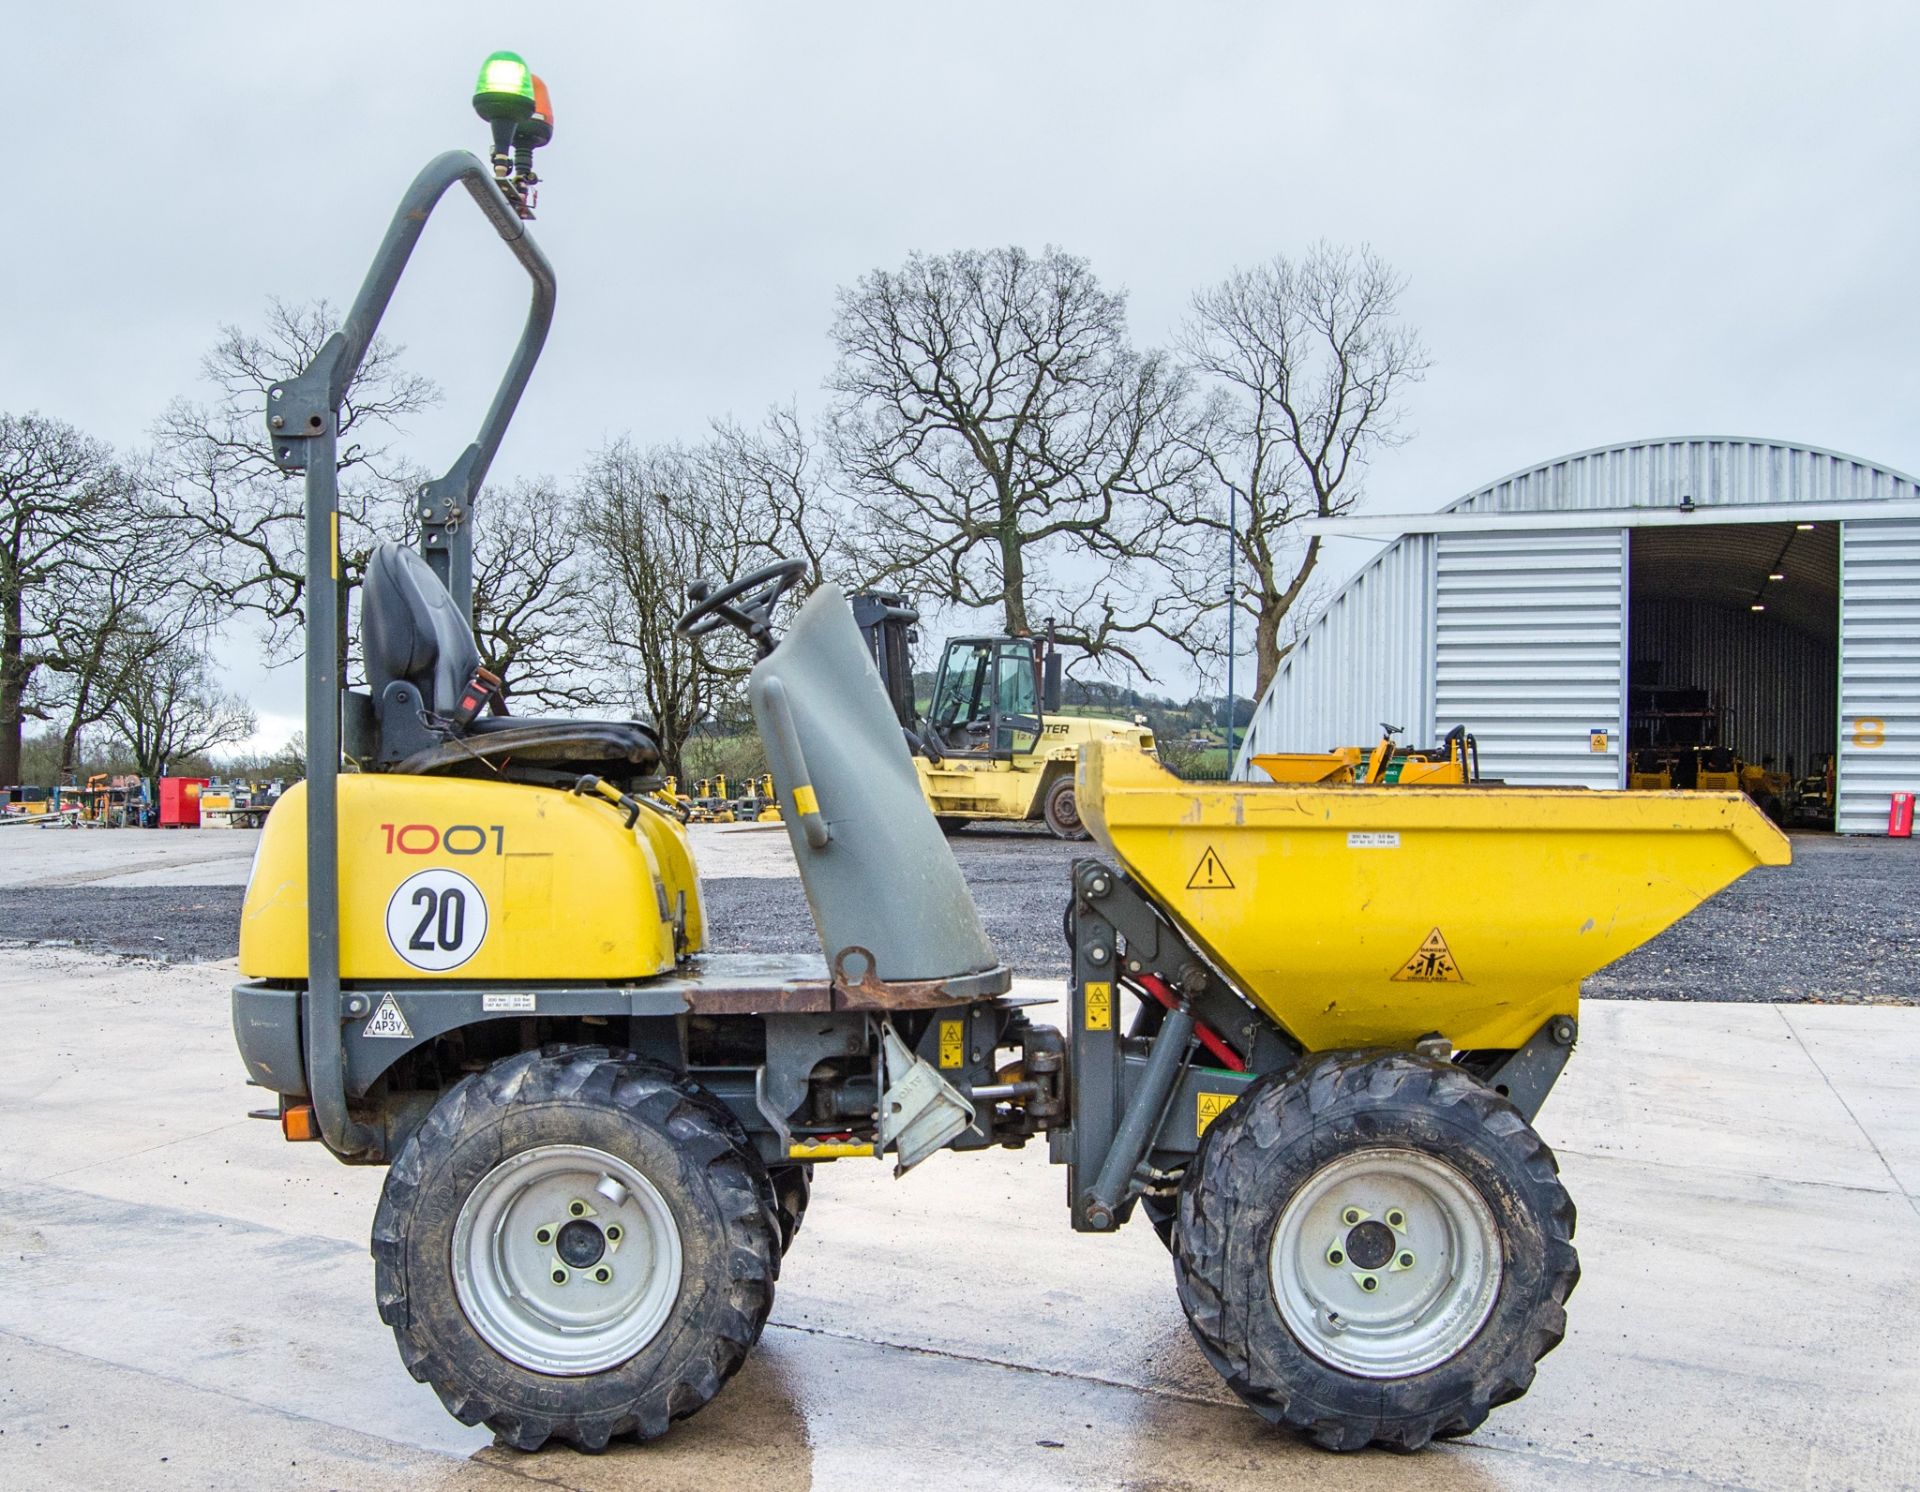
[473,50,536,169]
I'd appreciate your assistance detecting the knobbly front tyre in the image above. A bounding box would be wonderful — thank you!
[1174,1051,1578,1451]
[371,1046,778,1451]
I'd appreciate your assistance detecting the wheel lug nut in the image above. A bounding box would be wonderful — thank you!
[551,1267,568,1285]
[1342,1208,1361,1225]
[605,1224,623,1242]
[1360,1276,1378,1292]
[569,1200,588,1218]
[1399,1252,1415,1268]
[593,1266,611,1283]
[535,1227,553,1245]
[1327,1248,1344,1266]
[1386,1209,1405,1228]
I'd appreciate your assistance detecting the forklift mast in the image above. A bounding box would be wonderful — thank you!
[849,590,920,730]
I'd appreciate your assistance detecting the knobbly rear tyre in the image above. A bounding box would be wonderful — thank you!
[1174,1051,1578,1452]
[372,1046,777,1451]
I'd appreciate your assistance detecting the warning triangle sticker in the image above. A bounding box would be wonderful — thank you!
[1186,845,1235,890]
[1392,928,1464,983]
[364,993,413,1039]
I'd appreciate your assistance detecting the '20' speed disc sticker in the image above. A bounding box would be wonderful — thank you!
[386,868,489,972]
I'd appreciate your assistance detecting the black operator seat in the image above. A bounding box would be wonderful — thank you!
[359,542,660,782]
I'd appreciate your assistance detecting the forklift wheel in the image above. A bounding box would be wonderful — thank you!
[1042,776,1089,840]
[1174,1051,1578,1452]
[372,1046,778,1451]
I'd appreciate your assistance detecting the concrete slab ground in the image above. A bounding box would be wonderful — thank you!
[0,951,1915,1490]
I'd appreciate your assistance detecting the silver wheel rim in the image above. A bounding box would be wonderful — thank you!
[451,1143,683,1375]
[1269,1146,1501,1379]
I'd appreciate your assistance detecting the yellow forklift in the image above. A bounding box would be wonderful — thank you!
[851,591,1155,838]
[231,57,1790,1457]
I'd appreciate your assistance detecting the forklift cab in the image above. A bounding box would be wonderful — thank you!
[927,636,1058,759]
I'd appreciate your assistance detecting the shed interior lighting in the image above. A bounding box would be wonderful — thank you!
[1796,523,1815,531]
[1768,572,1785,581]
[1750,603,1766,612]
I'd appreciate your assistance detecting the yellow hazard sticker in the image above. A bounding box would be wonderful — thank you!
[1392,927,1465,983]
[1084,981,1112,1031]
[1186,845,1234,890]
[1196,1091,1234,1137]
[938,1018,964,1069]
[792,784,819,816]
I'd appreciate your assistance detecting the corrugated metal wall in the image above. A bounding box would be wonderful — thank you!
[1838,519,1920,833]
[1629,600,1837,777]
[1234,535,1434,769]
[1434,530,1625,788]
[1238,439,1920,828]
[1455,438,1920,515]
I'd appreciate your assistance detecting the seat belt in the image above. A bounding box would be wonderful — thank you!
[449,665,505,728]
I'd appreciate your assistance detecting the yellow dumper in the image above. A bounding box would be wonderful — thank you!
[237,67,1796,1462]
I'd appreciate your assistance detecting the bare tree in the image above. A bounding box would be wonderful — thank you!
[827,246,1206,673]
[702,405,847,590]
[104,630,256,779]
[154,299,438,680]
[469,477,595,710]
[1180,244,1429,694]
[574,434,805,780]
[0,413,155,785]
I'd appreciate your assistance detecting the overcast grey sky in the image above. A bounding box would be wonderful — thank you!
[13,3,1920,752]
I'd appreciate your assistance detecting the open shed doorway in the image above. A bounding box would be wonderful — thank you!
[1627,521,1839,823]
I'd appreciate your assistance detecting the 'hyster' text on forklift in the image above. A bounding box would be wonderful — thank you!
[232,55,1790,1457]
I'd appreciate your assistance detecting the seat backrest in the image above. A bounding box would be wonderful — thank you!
[362,543,482,716]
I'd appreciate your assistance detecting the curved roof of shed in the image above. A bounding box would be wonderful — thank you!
[1442,435,1920,516]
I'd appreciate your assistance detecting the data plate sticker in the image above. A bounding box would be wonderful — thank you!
[386,868,489,973]
[1348,831,1400,849]
[482,992,536,1013]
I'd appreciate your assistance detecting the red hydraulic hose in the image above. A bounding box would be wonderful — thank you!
[1133,972,1246,1072]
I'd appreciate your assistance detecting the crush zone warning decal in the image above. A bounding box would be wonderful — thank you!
[1392,927,1464,983]
[1195,1091,1234,1137]
[1186,846,1235,890]
[385,868,489,973]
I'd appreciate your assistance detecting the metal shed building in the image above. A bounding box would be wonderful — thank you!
[1233,437,1920,835]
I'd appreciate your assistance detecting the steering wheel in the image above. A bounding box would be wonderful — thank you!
[675,558,810,657]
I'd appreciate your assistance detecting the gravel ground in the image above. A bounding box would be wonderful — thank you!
[2,825,1913,1003]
